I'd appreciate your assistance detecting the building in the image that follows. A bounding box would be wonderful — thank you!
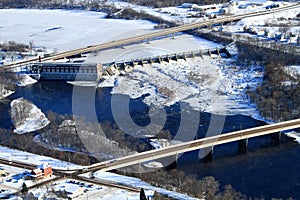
[38,163,53,178]
[31,168,43,180]
[30,163,53,180]
[28,62,102,81]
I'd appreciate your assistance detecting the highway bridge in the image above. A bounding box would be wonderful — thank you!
[0,118,300,198]
[3,118,300,174]
[81,118,300,173]
[1,2,300,71]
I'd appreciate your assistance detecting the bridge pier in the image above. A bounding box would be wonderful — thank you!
[183,53,187,61]
[216,48,221,58]
[165,154,179,171]
[238,138,248,153]
[208,50,212,57]
[200,51,204,59]
[171,33,175,39]
[166,55,171,63]
[158,56,162,64]
[149,57,153,65]
[174,54,178,61]
[271,132,282,143]
[199,147,214,162]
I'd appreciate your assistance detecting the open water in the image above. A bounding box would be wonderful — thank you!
[1,81,299,199]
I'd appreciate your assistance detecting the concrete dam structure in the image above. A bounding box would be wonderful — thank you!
[28,62,102,81]
[26,47,230,81]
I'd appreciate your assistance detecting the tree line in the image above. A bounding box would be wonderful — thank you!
[0,0,109,10]
[127,0,229,8]
[0,0,229,10]
[237,43,300,122]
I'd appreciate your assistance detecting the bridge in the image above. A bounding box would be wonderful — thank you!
[77,118,300,173]
[1,2,299,71]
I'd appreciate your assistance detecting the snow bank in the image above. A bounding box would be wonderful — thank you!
[0,145,81,170]
[87,171,199,200]
[285,131,300,144]
[284,65,300,78]
[0,88,14,99]
[10,98,50,134]
[16,74,37,87]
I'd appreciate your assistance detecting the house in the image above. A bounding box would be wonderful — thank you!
[38,163,53,178]
[29,163,53,180]
[31,168,43,179]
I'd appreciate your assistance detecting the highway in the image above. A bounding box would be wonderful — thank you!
[1,2,300,71]
[1,118,300,198]
[84,118,300,172]
[3,118,300,174]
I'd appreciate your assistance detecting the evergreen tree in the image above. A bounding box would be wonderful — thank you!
[140,188,147,200]
[21,182,28,194]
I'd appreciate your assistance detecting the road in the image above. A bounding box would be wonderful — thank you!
[0,118,300,198]
[1,2,299,71]
[84,118,300,172]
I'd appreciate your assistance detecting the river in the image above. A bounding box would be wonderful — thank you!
[1,81,299,199]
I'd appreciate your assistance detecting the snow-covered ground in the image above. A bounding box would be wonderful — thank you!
[0,9,155,52]
[82,171,199,200]
[100,51,264,117]
[86,33,222,64]
[17,178,144,200]
[0,8,267,127]
[1,4,295,199]
[0,88,14,100]
[0,145,197,199]
[15,74,37,87]
[10,98,50,134]
[0,146,81,171]
[285,131,300,144]
[284,65,300,78]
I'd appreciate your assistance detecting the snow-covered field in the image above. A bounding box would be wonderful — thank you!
[0,9,155,52]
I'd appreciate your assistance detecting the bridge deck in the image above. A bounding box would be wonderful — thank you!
[82,118,300,172]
